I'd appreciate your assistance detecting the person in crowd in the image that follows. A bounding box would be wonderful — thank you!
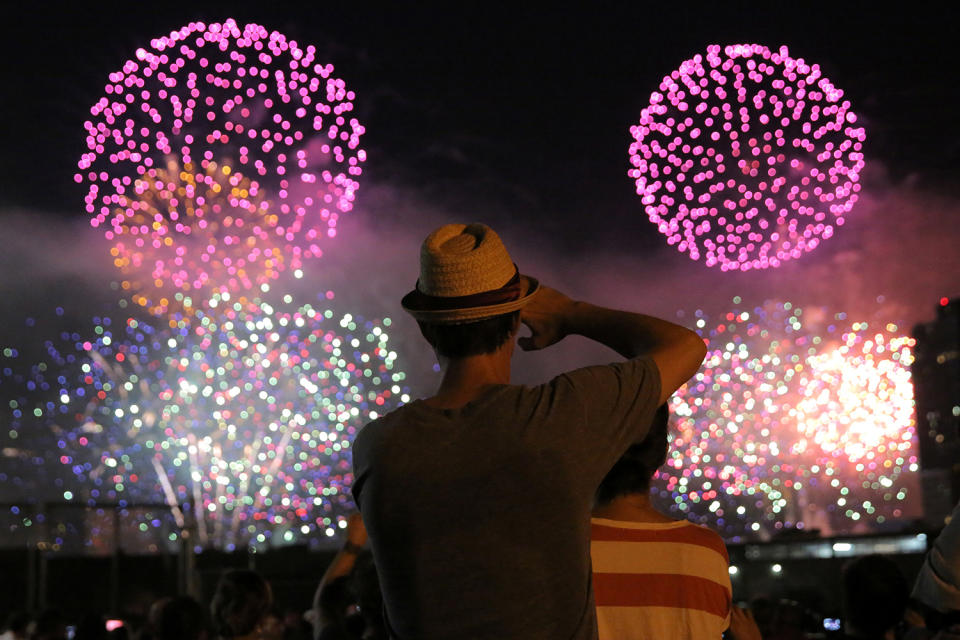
[278,607,313,640]
[742,596,773,639]
[590,403,743,639]
[141,597,172,640]
[0,612,29,640]
[210,570,278,640]
[312,513,368,640]
[911,500,960,638]
[763,599,815,640]
[27,609,66,640]
[156,596,209,640]
[729,607,764,640]
[310,578,361,640]
[840,554,909,639]
[351,223,706,639]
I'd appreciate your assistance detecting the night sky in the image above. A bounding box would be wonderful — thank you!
[2,3,958,218]
[1,1,958,374]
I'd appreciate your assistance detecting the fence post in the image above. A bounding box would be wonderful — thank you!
[110,507,120,613]
[26,541,37,612]
[38,547,48,610]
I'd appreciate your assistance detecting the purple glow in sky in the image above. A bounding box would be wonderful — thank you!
[76,19,366,310]
[629,44,866,271]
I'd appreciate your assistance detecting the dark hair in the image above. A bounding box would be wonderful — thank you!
[841,554,909,636]
[417,312,519,359]
[595,404,670,506]
[158,596,209,640]
[210,570,272,638]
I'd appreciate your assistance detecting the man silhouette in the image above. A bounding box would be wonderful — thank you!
[352,223,706,639]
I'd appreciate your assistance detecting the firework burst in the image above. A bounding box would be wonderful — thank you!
[77,19,366,309]
[660,299,917,540]
[107,157,287,314]
[2,298,408,550]
[629,44,866,271]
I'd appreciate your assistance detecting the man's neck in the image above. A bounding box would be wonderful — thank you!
[592,492,677,524]
[423,349,513,410]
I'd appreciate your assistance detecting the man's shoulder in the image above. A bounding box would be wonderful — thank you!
[355,404,412,441]
[558,355,657,377]
[552,356,659,391]
[353,404,419,459]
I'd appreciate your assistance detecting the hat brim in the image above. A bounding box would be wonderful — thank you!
[401,275,540,324]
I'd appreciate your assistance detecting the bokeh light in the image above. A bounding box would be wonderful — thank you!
[629,44,866,271]
[77,19,365,307]
[659,299,918,540]
[2,299,408,550]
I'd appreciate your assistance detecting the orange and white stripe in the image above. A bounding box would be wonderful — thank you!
[591,518,732,639]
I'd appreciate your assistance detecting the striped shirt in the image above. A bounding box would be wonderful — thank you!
[591,518,732,639]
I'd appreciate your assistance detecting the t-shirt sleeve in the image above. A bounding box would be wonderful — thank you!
[350,421,375,509]
[546,356,662,483]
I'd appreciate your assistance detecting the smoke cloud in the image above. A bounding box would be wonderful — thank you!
[4,164,956,396]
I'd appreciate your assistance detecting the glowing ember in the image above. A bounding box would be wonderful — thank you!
[2,299,408,550]
[77,19,365,303]
[661,299,917,540]
[629,44,865,271]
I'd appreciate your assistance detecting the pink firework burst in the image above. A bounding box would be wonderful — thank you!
[629,44,866,271]
[77,19,366,304]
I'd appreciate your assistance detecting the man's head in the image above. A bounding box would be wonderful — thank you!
[841,554,909,638]
[210,569,273,638]
[158,597,209,640]
[402,223,538,359]
[417,312,520,359]
[595,404,670,506]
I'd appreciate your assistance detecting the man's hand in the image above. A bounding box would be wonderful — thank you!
[728,606,762,640]
[518,286,578,351]
[315,511,368,616]
[346,512,367,547]
[519,283,705,404]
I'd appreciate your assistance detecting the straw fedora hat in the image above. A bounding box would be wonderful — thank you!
[401,223,540,324]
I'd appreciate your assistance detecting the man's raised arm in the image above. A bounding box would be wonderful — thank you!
[519,286,707,404]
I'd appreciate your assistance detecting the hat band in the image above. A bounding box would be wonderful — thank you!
[405,269,524,311]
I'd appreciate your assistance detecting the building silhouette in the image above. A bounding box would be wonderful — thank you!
[912,297,960,526]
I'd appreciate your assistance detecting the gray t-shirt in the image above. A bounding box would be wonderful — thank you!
[351,357,662,640]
